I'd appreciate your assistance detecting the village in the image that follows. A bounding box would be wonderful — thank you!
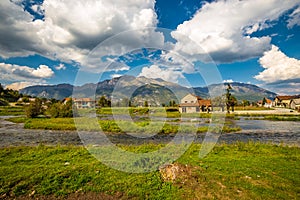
[48,93,300,113]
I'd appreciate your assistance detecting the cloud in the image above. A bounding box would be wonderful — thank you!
[31,4,44,16]
[0,63,54,81]
[5,81,35,90]
[0,0,160,68]
[223,79,234,83]
[110,74,122,79]
[138,65,183,83]
[254,45,300,83]
[55,63,66,70]
[287,6,300,28]
[263,82,300,95]
[169,0,300,63]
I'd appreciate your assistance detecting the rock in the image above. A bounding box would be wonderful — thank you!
[159,163,194,183]
[159,163,179,182]
[29,190,35,197]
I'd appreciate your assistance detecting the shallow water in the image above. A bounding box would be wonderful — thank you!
[0,116,299,147]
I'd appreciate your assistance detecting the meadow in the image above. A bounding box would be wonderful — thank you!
[0,143,299,199]
[1,106,300,199]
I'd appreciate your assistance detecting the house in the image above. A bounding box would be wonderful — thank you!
[73,98,96,109]
[274,96,294,108]
[290,98,300,111]
[179,94,211,113]
[257,98,272,108]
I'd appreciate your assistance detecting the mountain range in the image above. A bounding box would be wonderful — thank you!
[20,75,277,104]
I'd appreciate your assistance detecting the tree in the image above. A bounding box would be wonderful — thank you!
[144,100,149,107]
[0,98,9,106]
[48,102,61,118]
[0,84,4,94]
[225,83,237,113]
[229,96,237,112]
[242,100,250,109]
[169,100,176,107]
[47,100,76,118]
[25,98,43,118]
[98,96,111,107]
[262,97,267,106]
[226,83,232,113]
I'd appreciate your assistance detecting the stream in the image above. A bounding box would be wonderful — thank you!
[0,116,299,147]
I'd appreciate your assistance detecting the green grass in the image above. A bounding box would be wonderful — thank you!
[243,115,300,121]
[0,106,25,116]
[24,118,76,130]
[234,106,274,111]
[0,143,299,199]
[6,117,28,123]
[23,117,240,133]
[263,115,300,121]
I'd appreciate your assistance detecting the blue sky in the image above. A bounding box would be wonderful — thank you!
[0,0,300,94]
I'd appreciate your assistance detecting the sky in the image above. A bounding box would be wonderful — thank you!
[0,0,300,95]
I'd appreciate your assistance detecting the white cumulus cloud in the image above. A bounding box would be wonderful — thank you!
[0,0,160,68]
[287,6,300,28]
[169,0,300,63]
[5,81,35,90]
[0,63,54,82]
[139,65,184,83]
[255,45,300,83]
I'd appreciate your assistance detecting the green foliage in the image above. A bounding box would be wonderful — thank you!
[25,99,43,118]
[47,100,75,118]
[241,99,250,107]
[0,83,22,102]
[226,83,237,113]
[169,100,176,107]
[98,96,111,107]
[262,97,267,105]
[144,100,149,107]
[0,98,9,106]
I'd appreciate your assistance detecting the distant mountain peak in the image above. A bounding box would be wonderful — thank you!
[20,76,277,102]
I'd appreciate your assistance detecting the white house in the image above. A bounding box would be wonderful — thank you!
[290,98,300,111]
[179,94,211,113]
[73,98,96,109]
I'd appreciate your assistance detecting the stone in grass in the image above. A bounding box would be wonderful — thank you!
[159,163,197,183]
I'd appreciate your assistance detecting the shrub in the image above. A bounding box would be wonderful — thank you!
[25,99,43,118]
[0,98,9,106]
[47,100,76,118]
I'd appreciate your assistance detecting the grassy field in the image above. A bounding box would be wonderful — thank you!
[234,106,274,111]
[0,143,299,199]
[0,106,25,116]
[17,117,241,133]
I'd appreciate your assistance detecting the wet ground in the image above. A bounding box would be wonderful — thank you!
[0,116,299,147]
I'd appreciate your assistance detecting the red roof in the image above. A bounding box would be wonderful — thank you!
[198,99,211,106]
[179,99,211,107]
[276,96,294,100]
